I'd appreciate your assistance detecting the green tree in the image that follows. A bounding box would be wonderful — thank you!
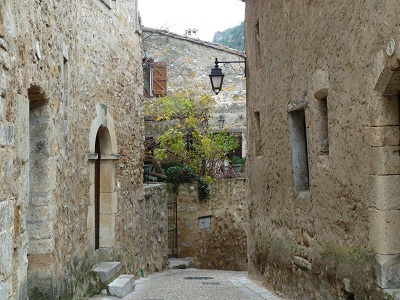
[145,90,238,181]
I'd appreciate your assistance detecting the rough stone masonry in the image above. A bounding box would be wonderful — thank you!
[244,0,400,299]
[0,0,168,299]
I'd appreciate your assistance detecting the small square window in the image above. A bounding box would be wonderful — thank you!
[199,216,212,230]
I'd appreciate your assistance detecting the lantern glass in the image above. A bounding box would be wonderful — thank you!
[209,66,224,95]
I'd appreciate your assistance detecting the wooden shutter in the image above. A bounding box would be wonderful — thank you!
[153,62,167,96]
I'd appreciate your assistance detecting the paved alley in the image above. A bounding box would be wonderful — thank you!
[90,268,284,300]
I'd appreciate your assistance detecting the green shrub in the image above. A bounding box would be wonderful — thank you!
[165,165,210,200]
[161,161,184,170]
[231,156,246,165]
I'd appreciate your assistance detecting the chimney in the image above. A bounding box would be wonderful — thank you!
[184,28,198,38]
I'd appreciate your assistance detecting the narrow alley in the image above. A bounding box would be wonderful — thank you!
[89,259,284,300]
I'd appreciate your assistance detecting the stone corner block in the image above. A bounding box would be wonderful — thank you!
[368,95,399,127]
[365,126,399,147]
[369,209,400,254]
[370,175,400,210]
[369,146,400,175]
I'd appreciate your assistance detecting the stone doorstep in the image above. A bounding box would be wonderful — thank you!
[167,257,193,269]
[384,289,400,300]
[108,275,135,298]
[92,262,122,283]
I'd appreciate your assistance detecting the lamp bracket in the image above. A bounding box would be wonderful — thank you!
[213,58,246,76]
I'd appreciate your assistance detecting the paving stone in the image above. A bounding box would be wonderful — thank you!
[120,269,284,300]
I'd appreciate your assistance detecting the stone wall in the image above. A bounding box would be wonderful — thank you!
[244,0,400,299]
[176,180,247,271]
[142,28,247,157]
[131,184,169,275]
[0,0,168,299]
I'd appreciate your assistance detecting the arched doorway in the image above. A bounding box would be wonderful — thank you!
[369,50,400,292]
[88,104,119,252]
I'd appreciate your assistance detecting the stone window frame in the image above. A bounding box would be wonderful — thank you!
[288,103,310,194]
[312,70,330,156]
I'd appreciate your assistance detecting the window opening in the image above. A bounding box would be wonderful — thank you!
[255,20,261,67]
[199,216,212,230]
[290,109,310,192]
[254,111,262,156]
[317,97,329,154]
[143,59,167,97]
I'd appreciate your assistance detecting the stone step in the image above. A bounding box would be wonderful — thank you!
[92,262,122,283]
[108,275,135,298]
[167,257,193,269]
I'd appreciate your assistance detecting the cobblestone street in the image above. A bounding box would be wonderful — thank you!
[90,268,284,300]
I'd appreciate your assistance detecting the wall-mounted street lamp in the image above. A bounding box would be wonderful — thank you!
[217,115,225,129]
[209,58,245,95]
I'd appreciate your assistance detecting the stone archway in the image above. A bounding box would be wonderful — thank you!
[369,50,400,292]
[27,85,55,299]
[88,104,119,252]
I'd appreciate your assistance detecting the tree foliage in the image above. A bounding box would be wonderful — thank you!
[145,90,239,181]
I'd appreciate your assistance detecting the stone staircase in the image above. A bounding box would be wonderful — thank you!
[91,262,136,299]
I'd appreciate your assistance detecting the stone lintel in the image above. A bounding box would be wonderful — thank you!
[287,101,308,112]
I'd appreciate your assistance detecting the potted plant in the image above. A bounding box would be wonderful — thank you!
[231,156,246,172]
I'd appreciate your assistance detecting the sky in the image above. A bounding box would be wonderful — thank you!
[138,0,245,42]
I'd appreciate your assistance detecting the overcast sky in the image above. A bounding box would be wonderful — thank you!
[138,0,245,42]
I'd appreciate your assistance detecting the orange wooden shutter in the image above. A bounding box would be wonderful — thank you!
[153,63,167,96]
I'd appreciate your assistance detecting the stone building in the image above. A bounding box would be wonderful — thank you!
[244,0,400,299]
[175,180,247,271]
[0,1,168,299]
[142,27,247,158]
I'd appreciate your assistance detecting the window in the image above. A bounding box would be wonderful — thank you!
[316,97,329,154]
[143,59,167,97]
[255,20,261,68]
[290,109,310,192]
[254,111,262,156]
[199,216,212,230]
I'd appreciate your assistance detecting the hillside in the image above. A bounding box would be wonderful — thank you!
[213,22,245,51]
